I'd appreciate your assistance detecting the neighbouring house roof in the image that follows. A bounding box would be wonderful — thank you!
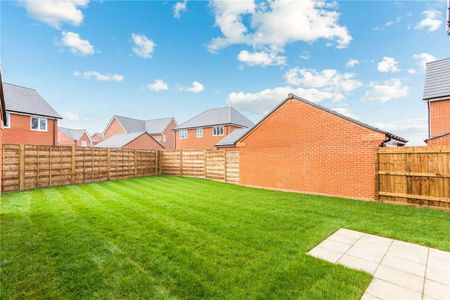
[92,132,104,138]
[0,70,6,123]
[423,57,450,101]
[59,127,90,142]
[174,106,254,130]
[95,131,162,148]
[3,83,61,119]
[216,94,407,147]
[111,115,175,135]
[425,131,450,142]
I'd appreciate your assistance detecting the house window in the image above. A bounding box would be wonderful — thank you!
[179,129,188,139]
[213,126,224,136]
[196,128,203,137]
[162,134,167,143]
[4,113,10,128]
[31,117,47,131]
[81,141,87,147]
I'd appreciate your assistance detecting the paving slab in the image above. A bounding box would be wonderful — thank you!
[308,228,450,300]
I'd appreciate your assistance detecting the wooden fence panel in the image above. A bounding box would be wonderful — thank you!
[377,145,450,209]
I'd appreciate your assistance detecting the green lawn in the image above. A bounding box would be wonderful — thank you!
[1,176,449,299]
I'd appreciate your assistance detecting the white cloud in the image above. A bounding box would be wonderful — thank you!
[19,0,88,28]
[174,0,188,18]
[415,10,442,32]
[226,86,336,115]
[73,71,124,82]
[345,58,359,68]
[177,81,204,93]
[408,68,416,74]
[60,31,94,56]
[61,112,80,121]
[284,67,362,100]
[208,0,351,52]
[147,79,168,91]
[377,56,399,73]
[372,118,428,145]
[331,105,359,119]
[299,51,310,60]
[237,50,286,66]
[362,79,409,102]
[413,52,437,70]
[131,33,155,59]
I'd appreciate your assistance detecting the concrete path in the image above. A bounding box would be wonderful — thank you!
[308,228,450,300]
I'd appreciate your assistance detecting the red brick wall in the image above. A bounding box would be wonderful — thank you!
[104,118,126,139]
[124,133,163,150]
[226,99,386,200]
[0,121,3,187]
[175,125,238,150]
[76,132,92,147]
[58,130,75,146]
[429,99,450,138]
[3,113,57,145]
[92,133,104,145]
[427,134,450,146]
[162,120,176,149]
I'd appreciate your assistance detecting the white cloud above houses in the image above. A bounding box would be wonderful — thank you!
[377,56,399,73]
[61,112,80,121]
[226,86,336,114]
[19,0,89,28]
[173,0,188,18]
[372,118,428,145]
[131,33,156,59]
[345,59,359,68]
[60,31,94,56]
[237,50,286,66]
[73,71,124,82]
[413,52,437,70]
[177,81,204,93]
[362,78,409,102]
[415,10,442,32]
[208,0,351,53]
[284,67,362,100]
[147,79,169,91]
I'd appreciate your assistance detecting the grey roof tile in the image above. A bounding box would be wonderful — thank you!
[3,83,61,118]
[114,115,174,134]
[95,132,146,148]
[423,58,450,100]
[59,127,88,141]
[174,106,254,130]
[216,127,250,147]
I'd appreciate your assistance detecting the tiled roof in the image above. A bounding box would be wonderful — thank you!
[174,106,254,130]
[423,58,450,100]
[215,127,250,147]
[114,115,175,134]
[59,127,88,141]
[95,132,146,148]
[3,83,61,118]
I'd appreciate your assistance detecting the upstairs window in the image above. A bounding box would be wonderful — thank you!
[4,113,10,128]
[31,117,47,132]
[213,126,224,136]
[162,134,167,143]
[178,129,188,139]
[196,128,203,137]
[81,141,87,147]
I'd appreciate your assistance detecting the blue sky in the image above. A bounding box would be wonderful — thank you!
[1,0,449,144]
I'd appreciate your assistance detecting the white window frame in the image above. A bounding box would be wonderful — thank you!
[212,126,224,136]
[4,113,11,128]
[162,134,167,143]
[178,129,188,139]
[30,117,48,132]
[81,141,87,147]
[196,128,203,138]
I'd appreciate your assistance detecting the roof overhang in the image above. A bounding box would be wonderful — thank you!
[425,131,450,142]
[173,122,246,131]
[423,95,450,102]
[6,109,62,119]
[0,69,7,123]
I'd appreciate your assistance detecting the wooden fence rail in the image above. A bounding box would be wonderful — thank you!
[377,145,450,209]
[1,145,239,193]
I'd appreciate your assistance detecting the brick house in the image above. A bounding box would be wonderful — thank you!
[91,132,104,145]
[217,94,406,200]
[174,106,254,150]
[96,132,164,150]
[423,58,450,146]
[58,127,93,147]
[0,73,6,188]
[103,115,176,149]
[2,83,61,145]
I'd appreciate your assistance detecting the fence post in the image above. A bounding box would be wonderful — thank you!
[224,150,227,182]
[107,148,111,180]
[134,149,138,178]
[204,149,207,178]
[49,147,52,187]
[375,149,380,201]
[19,144,25,191]
[71,146,76,184]
[179,150,183,176]
[156,150,160,175]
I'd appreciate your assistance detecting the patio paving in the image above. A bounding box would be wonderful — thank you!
[308,228,450,300]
